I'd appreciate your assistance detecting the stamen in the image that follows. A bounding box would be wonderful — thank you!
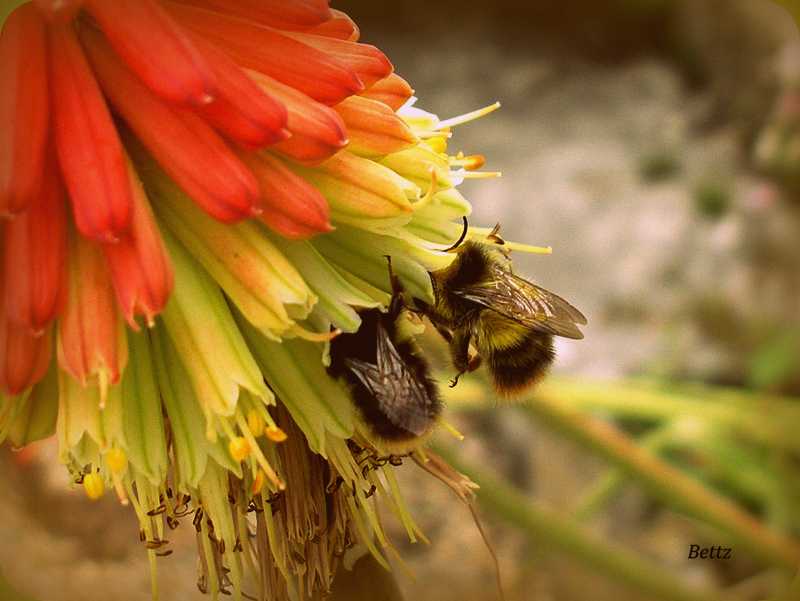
[228,437,251,462]
[459,170,502,179]
[449,154,486,170]
[468,228,554,255]
[439,418,465,441]
[265,426,287,443]
[290,324,341,342]
[83,471,105,500]
[246,409,265,438]
[436,102,501,130]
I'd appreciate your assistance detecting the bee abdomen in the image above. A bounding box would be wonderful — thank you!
[486,331,555,397]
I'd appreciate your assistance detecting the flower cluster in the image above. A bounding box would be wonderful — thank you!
[0,1,499,599]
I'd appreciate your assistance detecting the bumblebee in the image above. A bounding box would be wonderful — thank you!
[328,259,441,452]
[417,223,586,397]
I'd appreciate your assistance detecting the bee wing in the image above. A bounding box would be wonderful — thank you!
[454,265,587,339]
[344,325,435,436]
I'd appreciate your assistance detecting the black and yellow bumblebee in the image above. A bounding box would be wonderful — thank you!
[327,259,442,452]
[416,221,587,397]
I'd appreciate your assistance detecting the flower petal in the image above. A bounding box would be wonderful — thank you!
[304,9,360,42]
[32,0,84,23]
[188,34,289,149]
[57,227,128,389]
[82,27,260,223]
[239,151,331,238]
[246,69,348,163]
[281,32,392,90]
[84,0,217,106]
[171,0,331,30]
[166,2,363,105]
[360,73,415,112]
[102,155,173,329]
[3,151,67,333]
[0,317,51,396]
[334,95,418,158]
[0,3,48,217]
[49,20,132,242]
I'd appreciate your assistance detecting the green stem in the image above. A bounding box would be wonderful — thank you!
[434,444,727,601]
[573,422,675,521]
[518,392,800,570]
[533,377,800,452]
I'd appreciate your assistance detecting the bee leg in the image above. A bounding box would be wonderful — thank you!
[448,329,472,387]
[384,255,405,316]
[467,353,482,372]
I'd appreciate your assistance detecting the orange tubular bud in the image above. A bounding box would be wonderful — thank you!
[334,95,418,157]
[360,73,415,112]
[84,0,217,106]
[239,151,331,239]
[188,34,289,149]
[58,230,128,390]
[103,157,174,329]
[282,33,392,90]
[305,9,360,42]
[82,28,260,223]
[0,307,52,396]
[0,4,49,217]
[166,2,363,105]
[171,0,331,30]
[247,70,348,164]
[49,21,132,243]
[3,153,67,334]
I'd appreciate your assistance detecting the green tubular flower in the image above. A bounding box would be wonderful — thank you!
[0,2,518,600]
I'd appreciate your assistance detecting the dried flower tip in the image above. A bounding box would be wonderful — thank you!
[82,472,105,500]
[228,436,250,462]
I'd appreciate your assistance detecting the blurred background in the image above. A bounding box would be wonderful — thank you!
[2,1,800,600]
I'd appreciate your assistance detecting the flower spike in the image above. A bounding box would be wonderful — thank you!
[84,0,217,107]
[82,27,260,223]
[49,20,132,242]
[3,151,67,334]
[166,2,364,105]
[0,3,49,218]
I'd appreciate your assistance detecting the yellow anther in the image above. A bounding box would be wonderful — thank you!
[228,437,251,462]
[251,470,265,495]
[105,448,128,475]
[265,426,288,443]
[247,410,265,438]
[83,472,105,501]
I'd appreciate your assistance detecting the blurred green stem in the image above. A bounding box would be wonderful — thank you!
[573,422,675,521]
[534,377,800,452]
[434,444,727,601]
[520,390,800,570]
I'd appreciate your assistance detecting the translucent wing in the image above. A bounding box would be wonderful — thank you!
[454,264,587,339]
[344,324,435,436]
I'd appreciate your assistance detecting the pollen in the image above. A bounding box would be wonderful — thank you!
[228,436,251,462]
[82,472,105,501]
[265,425,288,443]
[105,447,128,474]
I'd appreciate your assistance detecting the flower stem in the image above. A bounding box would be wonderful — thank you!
[517,388,800,570]
[434,443,726,601]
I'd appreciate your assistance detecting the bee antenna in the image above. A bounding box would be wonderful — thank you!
[384,255,403,300]
[442,216,469,252]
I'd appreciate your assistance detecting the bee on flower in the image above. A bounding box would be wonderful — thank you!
[0,1,584,599]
